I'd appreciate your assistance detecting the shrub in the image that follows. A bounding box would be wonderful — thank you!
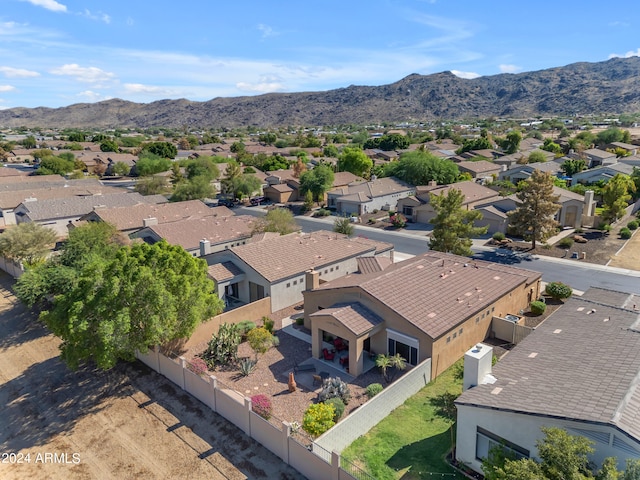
[545,281,573,300]
[247,327,274,358]
[574,227,583,234]
[187,357,208,376]
[325,397,345,422]
[238,358,257,376]
[368,218,376,224]
[492,231,505,241]
[318,376,351,405]
[313,208,331,217]
[262,316,274,334]
[251,394,272,420]
[557,237,574,249]
[372,209,379,214]
[303,403,335,437]
[237,320,256,337]
[271,335,280,347]
[389,213,407,228]
[541,243,551,250]
[295,317,304,326]
[201,323,241,369]
[530,300,547,315]
[620,227,632,239]
[628,220,639,230]
[366,383,383,398]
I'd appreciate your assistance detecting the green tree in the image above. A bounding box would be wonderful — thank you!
[508,170,560,249]
[231,174,261,200]
[185,157,220,182]
[503,130,522,154]
[59,221,128,270]
[221,162,242,197]
[135,176,170,196]
[135,155,172,176]
[171,176,216,202]
[40,155,76,175]
[100,139,119,152]
[541,139,563,155]
[528,150,548,163]
[14,262,77,308]
[111,161,131,176]
[262,155,290,172]
[323,144,339,157]
[67,131,86,142]
[22,135,37,149]
[230,141,245,154]
[169,163,185,186]
[333,217,354,236]
[623,459,640,480]
[429,188,488,256]
[258,132,277,145]
[545,281,573,300]
[538,426,594,480]
[561,159,587,177]
[597,457,621,480]
[0,222,57,265]
[253,208,299,235]
[40,241,223,370]
[601,174,636,223]
[299,164,335,202]
[246,327,274,360]
[338,147,373,177]
[143,141,177,159]
[596,127,628,146]
[390,150,459,185]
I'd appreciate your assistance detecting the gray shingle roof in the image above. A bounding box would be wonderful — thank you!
[456,293,640,442]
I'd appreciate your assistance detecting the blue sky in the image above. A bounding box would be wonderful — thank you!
[2,0,640,109]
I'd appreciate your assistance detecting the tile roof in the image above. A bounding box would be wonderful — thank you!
[18,192,166,221]
[0,167,28,177]
[143,214,256,250]
[0,184,123,209]
[329,177,414,201]
[422,181,499,205]
[310,302,384,336]
[84,200,230,231]
[357,256,392,274]
[315,251,540,339]
[457,160,502,173]
[231,230,393,283]
[456,293,640,442]
[208,261,245,282]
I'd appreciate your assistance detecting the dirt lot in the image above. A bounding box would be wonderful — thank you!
[0,274,304,480]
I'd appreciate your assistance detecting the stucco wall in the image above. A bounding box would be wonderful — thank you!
[456,405,640,475]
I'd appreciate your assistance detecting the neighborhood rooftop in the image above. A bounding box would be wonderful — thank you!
[456,293,640,443]
[316,251,541,339]
[230,230,394,283]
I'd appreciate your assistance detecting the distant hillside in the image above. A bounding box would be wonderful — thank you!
[2,57,640,129]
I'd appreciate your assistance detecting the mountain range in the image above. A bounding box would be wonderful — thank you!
[2,57,640,130]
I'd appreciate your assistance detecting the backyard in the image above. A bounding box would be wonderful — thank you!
[341,359,465,480]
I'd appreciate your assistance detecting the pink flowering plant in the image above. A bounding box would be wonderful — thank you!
[251,394,273,420]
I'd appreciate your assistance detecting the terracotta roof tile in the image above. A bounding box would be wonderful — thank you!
[208,261,244,282]
[310,302,384,336]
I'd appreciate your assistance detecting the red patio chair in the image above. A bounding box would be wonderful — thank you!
[333,338,347,352]
[322,348,335,361]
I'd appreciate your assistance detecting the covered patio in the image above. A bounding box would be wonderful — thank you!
[309,302,385,377]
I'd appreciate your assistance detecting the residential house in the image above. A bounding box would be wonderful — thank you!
[606,142,638,156]
[303,251,541,378]
[263,169,361,204]
[327,177,415,215]
[131,214,256,257]
[570,148,617,168]
[455,288,640,475]
[572,163,634,185]
[14,192,167,236]
[396,181,500,224]
[498,161,562,183]
[456,160,503,180]
[205,230,394,313]
[7,148,35,164]
[79,200,233,234]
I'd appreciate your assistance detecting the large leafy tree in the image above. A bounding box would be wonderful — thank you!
[40,241,223,370]
[185,156,220,182]
[389,150,459,186]
[142,141,178,159]
[0,222,57,265]
[171,176,216,202]
[253,208,299,235]
[231,174,262,199]
[601,173,635,223]
[428,188,487,256]
[135,176,171,196]
[135,154,172,176]
[561,159,587,177]
[503,130,522,154]
[507,170,560,249]
[299,164,335,202]
[338,147,373,177]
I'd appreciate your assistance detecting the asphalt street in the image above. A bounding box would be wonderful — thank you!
[236,206,640,294]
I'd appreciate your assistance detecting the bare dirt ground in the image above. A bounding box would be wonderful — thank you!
[0,273,305,480]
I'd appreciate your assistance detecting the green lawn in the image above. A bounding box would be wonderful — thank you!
[341,361,465,480]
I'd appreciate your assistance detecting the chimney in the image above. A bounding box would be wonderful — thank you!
[428,180,437,187]
[200,239,211,256]
[305,269,320,291]
[584,190,595,217]
[143,217,158,227]
[463,343,494,391]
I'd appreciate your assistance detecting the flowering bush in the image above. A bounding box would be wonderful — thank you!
[389,213,407,228]
[251,394,272,420]
[303,403,335,437]
[187,357,208,376]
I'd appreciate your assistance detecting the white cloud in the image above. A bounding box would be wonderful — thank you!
[609,48,640,59]
[258,24,279,39]
[451,70,480,79]
[20,0,67,12]
[77,90,112,102]
[0,85,15,92]
[49,64,115,83]
[499,64,521,73]
[123,83,180,97]
[236,81,286,93]
[80,9,111,24]
[0,66,40,78]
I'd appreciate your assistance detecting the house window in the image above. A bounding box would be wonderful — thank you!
[476,317,480,324]
[491,306,495,312]
[476,427,529,462]
[459,328,463,335]
[330,267,334,272]
[387,329,418,366]
[452,332,457,339]
[293,280,297,285]
[446,336,451,343]
[336,266,339,270]
[402,206,413,216]
[324,269,328,274]
[286,283,290,288]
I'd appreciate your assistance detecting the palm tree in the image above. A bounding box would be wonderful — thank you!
[375,353,407,383]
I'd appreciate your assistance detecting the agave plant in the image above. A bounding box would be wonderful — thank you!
[318,376,351,405]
